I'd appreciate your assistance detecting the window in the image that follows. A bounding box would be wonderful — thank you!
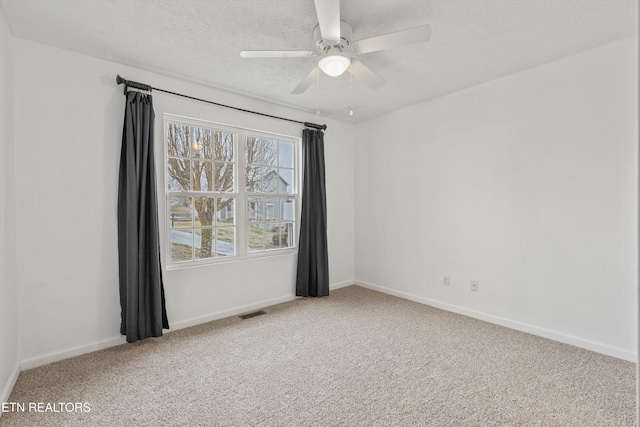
[165,116,299,267]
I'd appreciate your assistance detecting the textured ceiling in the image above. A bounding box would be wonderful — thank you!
[0,0,636,122]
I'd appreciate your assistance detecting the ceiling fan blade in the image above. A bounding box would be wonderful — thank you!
[314,0,341,43]
[291,67,319,94]
[352,25,431,54]
[348,60,386,90]
[240,50,316,58]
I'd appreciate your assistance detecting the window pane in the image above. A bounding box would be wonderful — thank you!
[215,162,234,192]
[217,198,234,224]
[248,223,265,252]
[195,228,215,260]
[193,197,215,227]
[167,158,191,191]
[282,222,294,248]
[216,227,235,256]
[262,168,280,193]
[170,228,193,262]
[192,161,213,191]
[245,165,262,192]
[273,226,284,248]
[279,141,294,168]
[191,127,209,159]
[245,136,260,164]
[280,198,294,221]
[271,223,293,249]
[260,139,277,166]
[169,196,193,227]
[279,169,294,193]
[214,132,234,162]
[264,223,279,250]
[265,201,276,221]
[167,123,190,158]
[247,197,263,222]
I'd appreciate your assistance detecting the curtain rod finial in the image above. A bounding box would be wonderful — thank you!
[116,75,128,95]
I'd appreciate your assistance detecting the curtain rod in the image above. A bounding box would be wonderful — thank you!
[115,75,327,131]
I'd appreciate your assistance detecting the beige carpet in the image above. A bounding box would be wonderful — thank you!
[1,285,636,426]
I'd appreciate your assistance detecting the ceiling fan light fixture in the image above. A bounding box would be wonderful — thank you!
[318,55,351,77]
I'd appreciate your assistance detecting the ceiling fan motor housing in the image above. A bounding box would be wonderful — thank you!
[314,21,353,53]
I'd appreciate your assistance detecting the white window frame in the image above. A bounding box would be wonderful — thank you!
[164,114,300,269]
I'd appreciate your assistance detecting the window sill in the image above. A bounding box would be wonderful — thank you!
[165,248,298,271]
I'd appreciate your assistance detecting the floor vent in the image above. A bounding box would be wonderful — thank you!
[238,310,266,320]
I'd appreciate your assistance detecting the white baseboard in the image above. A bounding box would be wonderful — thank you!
[21,295,299,370]
[171,281,355,330]
[355,280,637,362]
[169,293,298,331]
[20,336,126,371]
[330,280,355,291]
[0,362,21,413]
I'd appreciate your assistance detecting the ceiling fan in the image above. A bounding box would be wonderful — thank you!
[240,0,431,94]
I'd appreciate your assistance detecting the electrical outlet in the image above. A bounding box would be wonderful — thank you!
[442,276,450,287]
[470,279,479,292]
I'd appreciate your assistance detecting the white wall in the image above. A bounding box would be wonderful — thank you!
[354,38,637,361]
[0,5,19,406]
[12,38,355,367]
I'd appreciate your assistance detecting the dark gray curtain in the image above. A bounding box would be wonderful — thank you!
[118,90,169,343]
[295,128,329,297]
